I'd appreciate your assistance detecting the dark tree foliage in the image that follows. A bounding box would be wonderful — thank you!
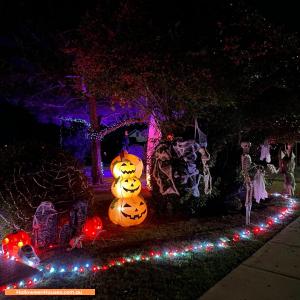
[0,143,93,235]
[67,0,300,141]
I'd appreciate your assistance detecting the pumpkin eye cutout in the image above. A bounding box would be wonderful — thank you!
[121,163,127,166]
[125,179,128,182]
[140,202,144,205]
[124,203,131,208]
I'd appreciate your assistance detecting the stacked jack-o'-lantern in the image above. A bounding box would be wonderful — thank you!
[109,151,147,227]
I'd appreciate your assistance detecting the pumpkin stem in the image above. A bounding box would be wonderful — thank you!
[120,150,125,161]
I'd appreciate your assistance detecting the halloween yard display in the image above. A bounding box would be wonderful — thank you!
[109,153,147,227]
[32,202,58,248]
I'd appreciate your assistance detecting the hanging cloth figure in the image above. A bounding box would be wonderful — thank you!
[280,143,296,196]
[260,139,271,163]
[199,147,212,195]
[194,119,212,194]
[253,167,268,203]
[241,142,254,226]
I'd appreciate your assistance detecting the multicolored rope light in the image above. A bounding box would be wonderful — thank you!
[0,193,297,293]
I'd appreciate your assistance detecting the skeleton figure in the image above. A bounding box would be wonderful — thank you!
[241,142,254,225]
[199,147,212,195]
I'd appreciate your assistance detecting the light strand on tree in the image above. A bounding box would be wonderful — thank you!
[59,117,90,127]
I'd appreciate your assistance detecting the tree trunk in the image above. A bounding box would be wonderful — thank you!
[89,95,103,184]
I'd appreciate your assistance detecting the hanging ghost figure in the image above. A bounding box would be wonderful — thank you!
[260,139,271,163]
[173,140,201,197]
[152,142,179,195]
[32,202,58,248]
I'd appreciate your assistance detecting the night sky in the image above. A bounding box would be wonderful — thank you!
[1,0,299,36]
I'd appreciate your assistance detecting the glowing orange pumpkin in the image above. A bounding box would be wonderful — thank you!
[111,177,141,198]
[108,196,147,227]
[82,216,103,239]
[110,152,143,178]
[112,160,136,179]
[2,230,31,257]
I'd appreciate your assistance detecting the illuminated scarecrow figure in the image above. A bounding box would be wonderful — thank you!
[241,142,254,225]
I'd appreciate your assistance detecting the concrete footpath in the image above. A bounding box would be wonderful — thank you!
[200,216,300,300]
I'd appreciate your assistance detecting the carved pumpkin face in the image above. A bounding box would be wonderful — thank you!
[111,177,141,198]
[108,196,147,227]
[110,152,143,178]
[82,216,103,239]
[112,160,136,179]
[2,230,31,257]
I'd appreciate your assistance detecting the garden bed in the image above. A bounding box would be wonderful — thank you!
[31,175,300,300]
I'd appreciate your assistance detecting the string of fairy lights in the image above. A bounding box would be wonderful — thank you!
[59,116,144,141]
[0,193,298,292]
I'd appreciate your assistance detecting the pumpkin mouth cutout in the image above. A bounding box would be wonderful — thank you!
[123,186,140,193]
[121,209,147,220]
[121,169,135,175]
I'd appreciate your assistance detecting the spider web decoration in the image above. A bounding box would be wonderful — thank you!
[152,143,179,195]
[173,140,201,197]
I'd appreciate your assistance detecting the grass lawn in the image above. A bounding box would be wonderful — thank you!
[35,172,299,300]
